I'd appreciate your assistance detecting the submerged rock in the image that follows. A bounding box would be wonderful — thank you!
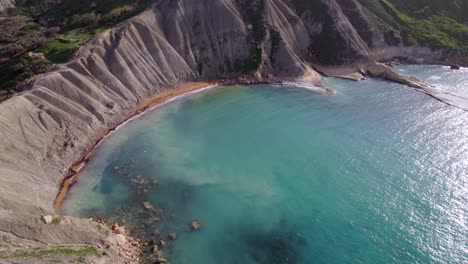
[145,217,159,226]
[143,201,153,210]
[152,245,159,252]
[156,258,168,264]
[451,64,461,70]
[243,223,308,264]
[155,250,163,258]
[168,233,177,240]
[190,220,201,231]
[159,240,166,247]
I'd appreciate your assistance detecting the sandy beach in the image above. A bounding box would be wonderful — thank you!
[54,81,216,212]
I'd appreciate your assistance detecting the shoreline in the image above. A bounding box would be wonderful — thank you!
[54,81,218,213]
[53,63,468,212]
[54,78,334,213]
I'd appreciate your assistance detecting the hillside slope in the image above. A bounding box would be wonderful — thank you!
[357,0,467,63]
[0,0,14,15]
[1,0,466,97]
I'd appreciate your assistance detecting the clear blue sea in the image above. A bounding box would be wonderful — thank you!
[64,65,468,263]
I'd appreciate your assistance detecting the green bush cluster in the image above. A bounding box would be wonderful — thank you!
[379,0,468,53]
[36,31,93,62]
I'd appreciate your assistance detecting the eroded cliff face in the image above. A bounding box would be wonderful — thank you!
[0,0,330,214]
[0,0,15,15]
[0,0,457,262]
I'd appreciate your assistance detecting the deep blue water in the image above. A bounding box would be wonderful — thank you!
[64,65,468,263]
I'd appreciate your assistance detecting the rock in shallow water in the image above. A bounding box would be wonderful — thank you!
[152,245,159,252]
[159,240,166,247]
[190,220,201,231]
[143,201,153,210]
[111,223,125,234]
[156,258,168,264]
[168,233,177,240]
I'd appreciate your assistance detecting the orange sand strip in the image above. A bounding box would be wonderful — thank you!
[54,82,216,213]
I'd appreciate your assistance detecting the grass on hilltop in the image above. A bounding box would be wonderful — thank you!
[0,246,101,259]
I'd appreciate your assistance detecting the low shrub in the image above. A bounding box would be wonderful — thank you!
[69,12,101,28]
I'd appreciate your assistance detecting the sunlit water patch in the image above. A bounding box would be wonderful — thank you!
[396,64,468,93]
[64,65,468,263]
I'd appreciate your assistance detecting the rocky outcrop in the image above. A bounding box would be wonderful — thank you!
[0,0,465,262]
[0,0,15,16]
[0,211,140,263]
[362,62,468,110]
[364,62,432,89]
[315,61,468,110]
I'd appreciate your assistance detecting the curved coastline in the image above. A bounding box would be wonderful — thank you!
[54,81,217,213]
[54,79,336,213]
[61,74,468,264]
[55,64,468,213]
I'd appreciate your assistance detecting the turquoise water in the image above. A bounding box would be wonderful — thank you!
[64,65,468,263]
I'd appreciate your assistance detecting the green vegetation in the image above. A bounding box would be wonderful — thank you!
[51,216,63,225]
[0,52,54,99]
[381,0,467,21]
[0,58,22,93]
[358,0,468,53]
[240,0,266,73]
[197,62,204,76]
[18,0,152,21]
[0,0,154,94]
[380,0,468,52]
[247,47,263,73]
[36,31,93,63]
[0,246,101,259]
[22,23,42,31]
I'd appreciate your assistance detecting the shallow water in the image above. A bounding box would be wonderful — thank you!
[64,65,468,263]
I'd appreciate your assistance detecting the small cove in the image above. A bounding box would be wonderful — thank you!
[63,65,468,263]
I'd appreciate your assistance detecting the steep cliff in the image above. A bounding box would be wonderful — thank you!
[0,0,466,262]
[0,0,323,262]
